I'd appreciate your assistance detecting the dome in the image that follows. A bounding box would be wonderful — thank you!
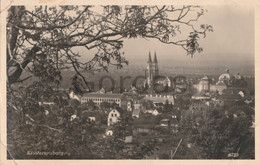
[219,73,232,81]
[201,76,209,81]
[199,76,209,86]
[199,76,209,85]
[219,69,233,81]
[199,80,209,85]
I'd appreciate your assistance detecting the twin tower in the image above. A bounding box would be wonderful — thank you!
[145,52,159,87]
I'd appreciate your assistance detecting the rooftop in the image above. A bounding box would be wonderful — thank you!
[201,76,209,80]
[143,95,174,103]
[82,92,124,98]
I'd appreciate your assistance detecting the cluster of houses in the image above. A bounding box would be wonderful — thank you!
[33,66,254,143]
[34,86,179,143]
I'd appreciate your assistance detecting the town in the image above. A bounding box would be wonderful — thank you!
[11,52,254,159]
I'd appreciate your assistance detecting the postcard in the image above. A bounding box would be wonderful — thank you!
[0,0,259,165]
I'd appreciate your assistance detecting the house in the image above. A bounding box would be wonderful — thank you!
[44,110,49,116]
[212,98,225,107]
[38,96,55,106]
[25,114,35,125]
[88,117,96,122]
[192,71,237,95]
[238,91,245,98]
[191,95,211,100]
[134,128,150,133]
[154,103,164,109]
[105,127,113,136]
[160,119,170,127]
[132,109,141,118]
[244,98,253,105]
[152,109,159,116]
[221,87,249,101]
[144,109,154,114]
[81,88,125,107]
[133,100,142,110]
[171,114,177,119]
[170,118,179,133]
[233,110,246,118]
[124,136,133,143]
[69,91,80,101]
[127,100,133,112]
[143,94,174,105]
[142,109,159,116]
[205,101,210,106]
[82,111,102,124]
[107,109,120,126]
[70,114,77,121]
[250,122,255,129]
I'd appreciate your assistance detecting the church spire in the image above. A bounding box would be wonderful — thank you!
[153,51,158,63]
[148,52,152,63]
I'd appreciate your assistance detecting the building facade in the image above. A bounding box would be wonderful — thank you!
[143,94,174,104]
[81,89,125,107]
[107,109,121,126]
[193,73,228,95]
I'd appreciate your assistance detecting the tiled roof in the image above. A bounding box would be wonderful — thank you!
[143,95,174,103]
[82,92,124,98]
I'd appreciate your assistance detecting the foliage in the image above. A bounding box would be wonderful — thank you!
[86,100,95,109]
[70,99,80,107]
[163,100,173,112]
[179,101,255,159]
[142,100,154,110]
[7,5,212,88]
[90,112,157,159]
[111,101,119,109]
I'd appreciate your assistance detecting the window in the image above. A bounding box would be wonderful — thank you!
[111,114,114,117]
[115,114,117,117]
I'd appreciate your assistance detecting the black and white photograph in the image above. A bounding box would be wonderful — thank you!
[1,0,257,163]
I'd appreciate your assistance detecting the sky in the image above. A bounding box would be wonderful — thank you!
[121,5,254,63]
[24,5,254,71]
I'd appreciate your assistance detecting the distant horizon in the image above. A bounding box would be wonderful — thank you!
[76,5,254,74]
[125,53,254,61]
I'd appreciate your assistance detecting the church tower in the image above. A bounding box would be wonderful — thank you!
[152,51,159,77]
[146,52,153,87]
[145,51,159,88]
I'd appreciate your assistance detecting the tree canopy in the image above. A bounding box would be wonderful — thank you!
[7,5,212,89]
[178,101,254,159]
